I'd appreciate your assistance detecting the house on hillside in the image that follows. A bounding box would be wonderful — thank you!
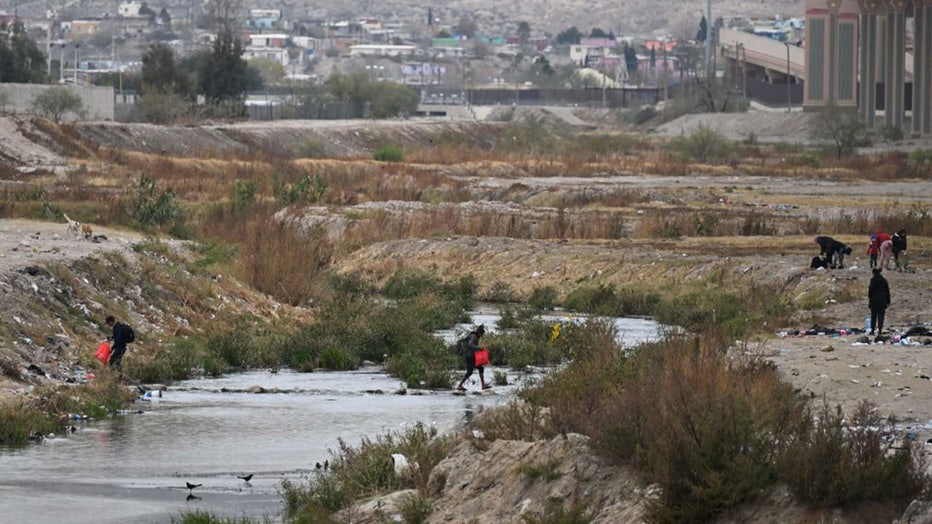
[432,37,464,57]
[248,9,282,30]
[349,44,415,57]
[118,2,142,17]
[245,33,292,66]
[69,19,101,38]
[570,38,617,66]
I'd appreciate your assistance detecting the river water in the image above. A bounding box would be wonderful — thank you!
[0,315,662,523]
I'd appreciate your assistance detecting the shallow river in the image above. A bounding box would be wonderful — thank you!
[0,315,661,523]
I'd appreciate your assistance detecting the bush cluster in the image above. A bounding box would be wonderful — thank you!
[520,327,928,523]
[283,423,456,521]
[0,372,134,445]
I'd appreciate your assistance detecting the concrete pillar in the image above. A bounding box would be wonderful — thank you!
[804,0,860,111]
[883,0,907,130]
[859,5,880,127]
[914,1,932,136]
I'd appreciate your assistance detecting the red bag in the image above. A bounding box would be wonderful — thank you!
[474,348,489,367]
[95,342,111,365]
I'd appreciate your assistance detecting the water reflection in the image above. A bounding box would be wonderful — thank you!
[437,308,663,348]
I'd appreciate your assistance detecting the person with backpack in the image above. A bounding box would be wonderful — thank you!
[105,315,135,369]
[892,229,908,270]
[456,324,491,392]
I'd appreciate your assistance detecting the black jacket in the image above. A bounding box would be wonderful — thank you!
[466,331,482,353]
[868,273,891,309]
[892,232,907,254]
[112,322,133,350]
[815,236,846,255]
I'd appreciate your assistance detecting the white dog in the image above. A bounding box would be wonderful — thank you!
[63,213,81,237]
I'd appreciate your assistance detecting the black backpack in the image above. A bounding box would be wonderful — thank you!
[455,336,470,357]
[121,323,136,343]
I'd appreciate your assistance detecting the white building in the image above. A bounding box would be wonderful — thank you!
[349,44,416,57]
[118,2,142,17]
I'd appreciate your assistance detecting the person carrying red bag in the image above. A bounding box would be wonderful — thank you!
[456,324,491,392]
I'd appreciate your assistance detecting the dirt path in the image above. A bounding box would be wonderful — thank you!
[0,219,144,277]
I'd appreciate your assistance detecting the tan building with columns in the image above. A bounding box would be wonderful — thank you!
[805,0,932,136]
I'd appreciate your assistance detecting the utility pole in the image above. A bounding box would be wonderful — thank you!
[785,42,791,112]
[705,0,712,81]
[73,43,80,85]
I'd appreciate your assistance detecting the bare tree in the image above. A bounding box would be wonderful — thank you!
[201,0,242,32]
[811,104,866,158]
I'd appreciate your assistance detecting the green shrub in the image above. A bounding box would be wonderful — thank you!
[373,145,405,162]
[621,106,657,126]
[127,174,184,230]
[318,347,358,370]
[777,400,928,506]
[397,492,432,524]
[171,511,268,523]
[529,333,798,523]
[563,283,646,316]
[273,172,328,206]
[690,210,720,236]
[483,280,517,303]
[385,340,455,389]
[0,400,58,445]
[470,401,555,441]
[518,457,563,482]
[528,286,558,310]
[521,500,591,524]
[666,124,732,163]
[31,86,86,123]
[382,268,442,299]
[294,138,328,158]
[497,305,534,330]
[491,318,567,369]
[282,477,345,517]
[284,423,456,521]
[493,370,509,386]
[231,179,259,214]
[908,148,932,168]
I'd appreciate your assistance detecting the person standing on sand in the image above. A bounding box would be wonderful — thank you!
[868,268,891,337]
[867,234,880,270]
[456,325,491,392]
[892,229,908,270]
[876,231,894,270]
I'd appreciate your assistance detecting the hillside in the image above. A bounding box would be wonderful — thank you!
[6,0,804,37]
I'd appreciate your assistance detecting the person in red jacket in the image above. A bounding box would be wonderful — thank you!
[876,231,893,270]
[866,234,880,269]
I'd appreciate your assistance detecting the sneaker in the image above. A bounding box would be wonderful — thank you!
[481,384,492,390]
[456,386,467,392]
